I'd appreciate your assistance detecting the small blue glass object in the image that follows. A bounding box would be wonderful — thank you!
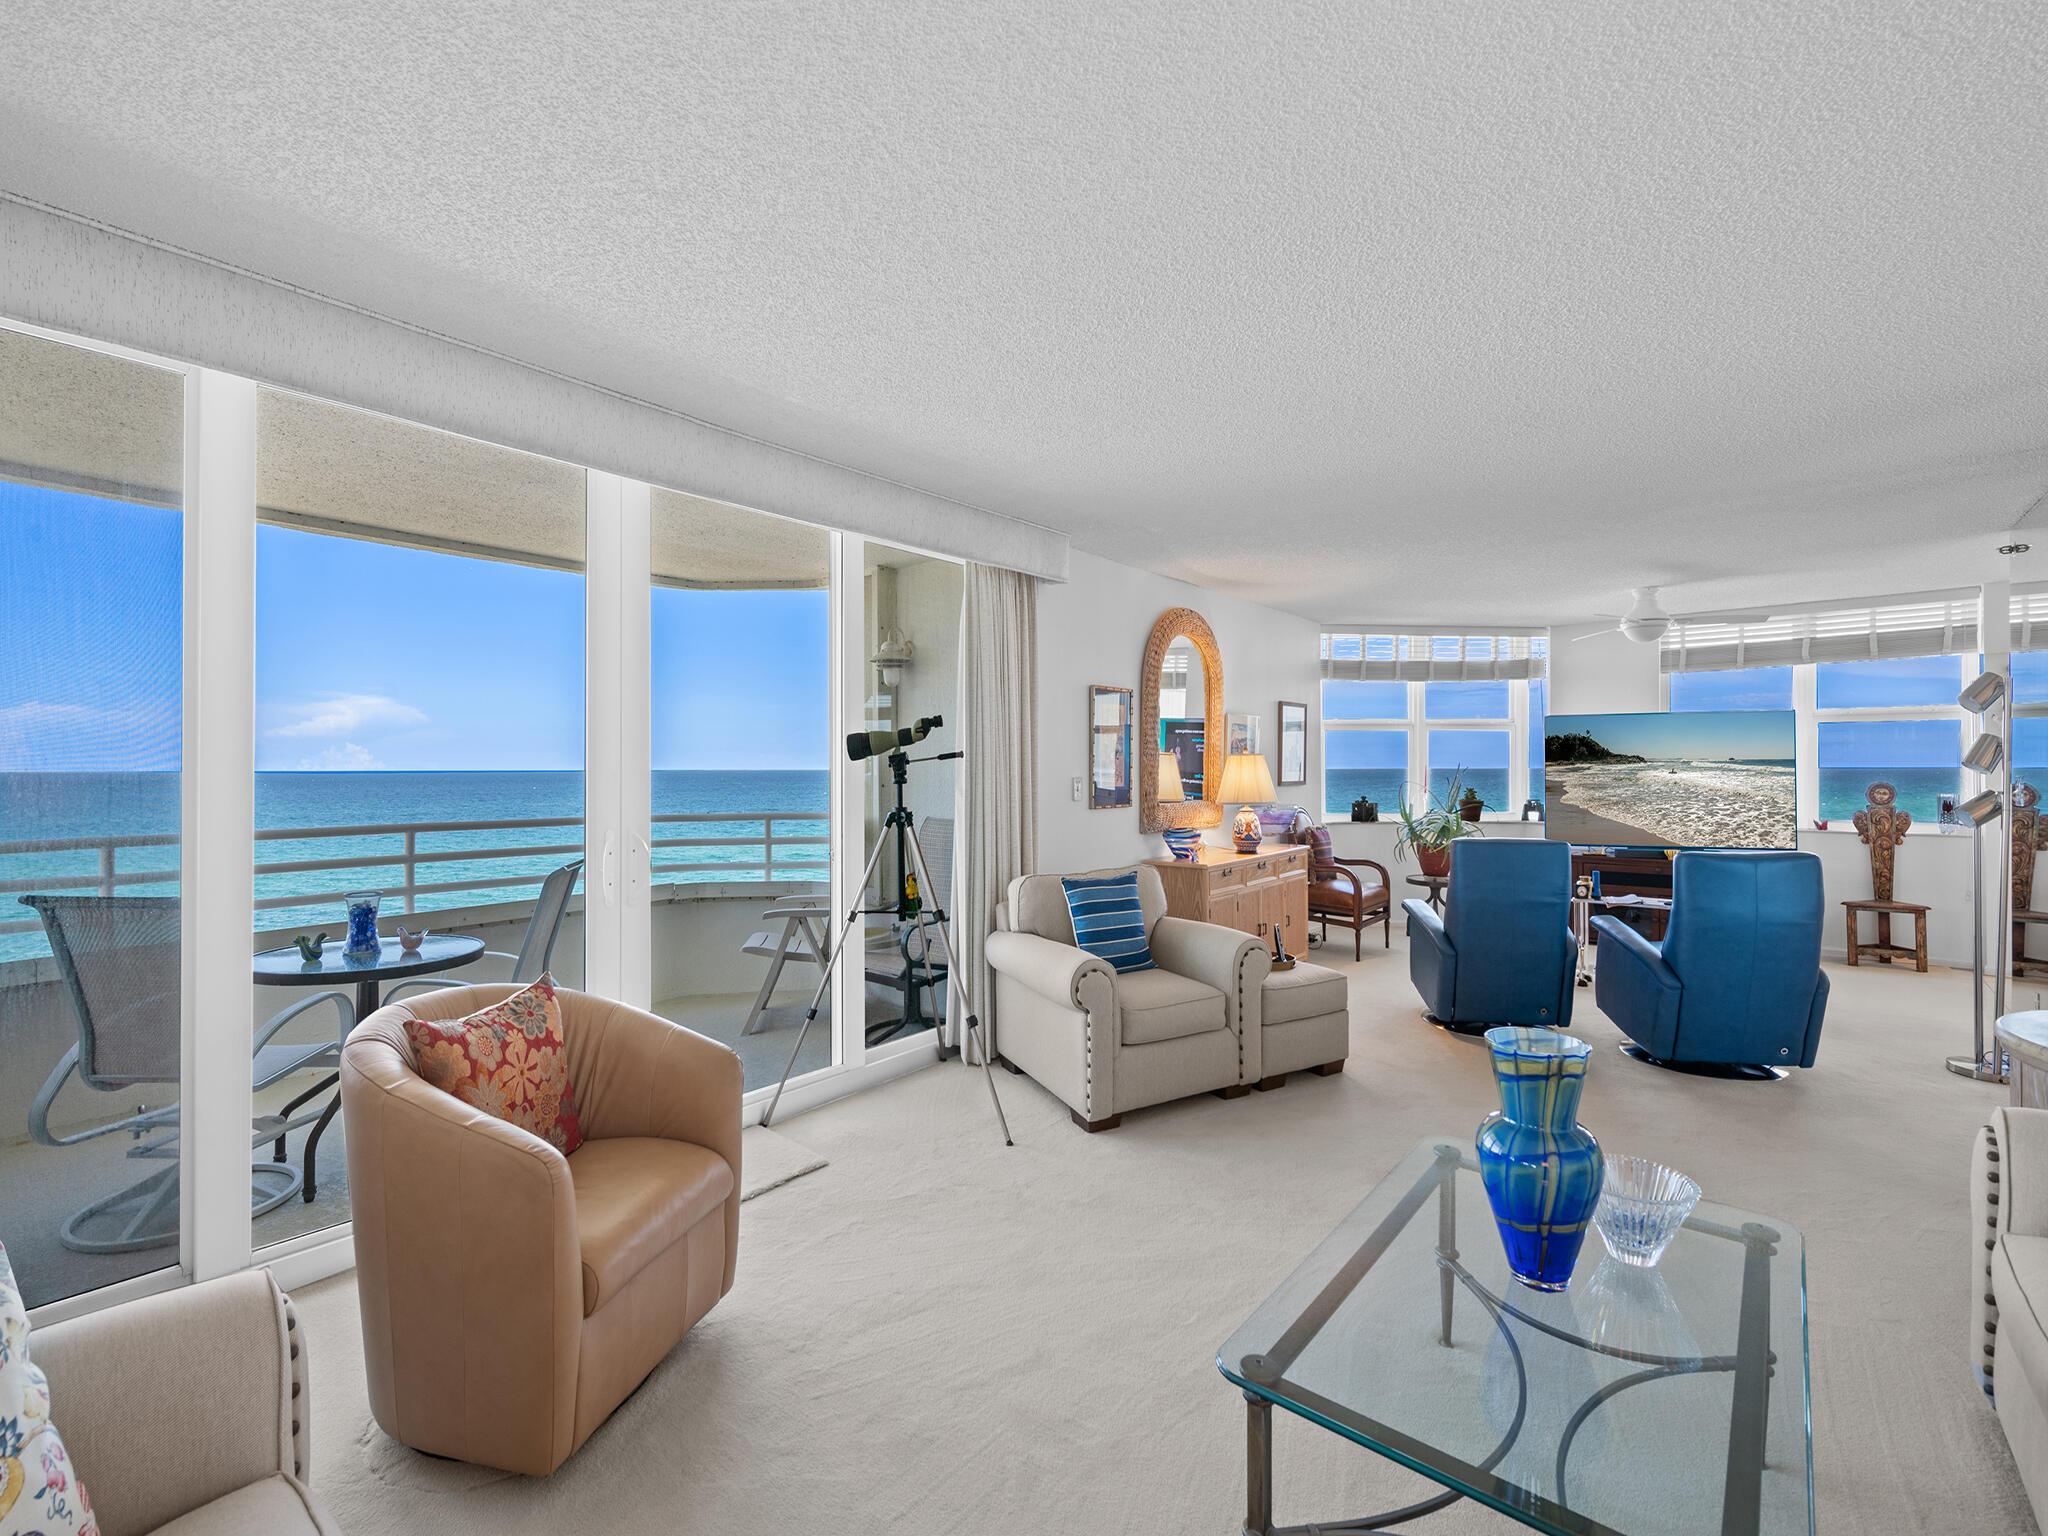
[343,891,382,958]
[1476,1027,1603,1292]
[1590,869,1602,899]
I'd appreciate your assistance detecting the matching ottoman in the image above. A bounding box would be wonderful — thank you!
[1257,960,1349,1088]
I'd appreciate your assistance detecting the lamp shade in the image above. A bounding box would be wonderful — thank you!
[1157,752,1185,802]
[1960,789,2004,826]
[1216,751,1277,805]
[1964,732,2005,773]
[1960,671,2007,714]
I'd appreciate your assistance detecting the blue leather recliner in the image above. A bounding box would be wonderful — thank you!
[1593,849,1829,1075]
[1403,838,1577,1032]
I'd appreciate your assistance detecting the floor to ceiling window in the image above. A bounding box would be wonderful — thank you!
[646,490,832,1094]
[0,327,188,1308]
[249,388,588,1250]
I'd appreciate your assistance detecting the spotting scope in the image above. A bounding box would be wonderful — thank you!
[846,715,944,762]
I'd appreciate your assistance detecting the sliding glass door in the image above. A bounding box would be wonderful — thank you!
[0,327,188,1309]
[250,388,587,1252]
[643,491,834,1094]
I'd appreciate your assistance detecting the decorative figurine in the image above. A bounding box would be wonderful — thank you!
[396,926,428,952]
[293,932,329,963]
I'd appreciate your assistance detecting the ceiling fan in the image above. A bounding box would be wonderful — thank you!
[1572,587,1672,644]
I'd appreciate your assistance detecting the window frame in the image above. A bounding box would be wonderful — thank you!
[1323,679,1534,820]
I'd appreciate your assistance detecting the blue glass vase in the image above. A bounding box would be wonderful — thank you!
[1476,1027,1602,1292]
[343,891,383,958]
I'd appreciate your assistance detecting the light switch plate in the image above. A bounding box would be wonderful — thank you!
[1071,776,1084,801]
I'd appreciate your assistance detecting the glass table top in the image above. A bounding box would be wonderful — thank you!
[1219,1139,1812,1536]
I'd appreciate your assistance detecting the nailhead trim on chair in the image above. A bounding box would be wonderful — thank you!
[1983,1123,2002,1394]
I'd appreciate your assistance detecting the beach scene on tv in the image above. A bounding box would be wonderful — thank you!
[1544,710,1798,849]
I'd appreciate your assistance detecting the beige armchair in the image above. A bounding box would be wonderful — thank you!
[987,863,1269,1131]
[33,1270,336,1534]
[341,983,741,1476]
[1974,1106,2048,1522]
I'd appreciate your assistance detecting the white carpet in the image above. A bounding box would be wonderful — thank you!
[738,1124,827,1201]
[291,940,2041,1534]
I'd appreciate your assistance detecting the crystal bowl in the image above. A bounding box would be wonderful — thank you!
[1593,1155,1701,1268]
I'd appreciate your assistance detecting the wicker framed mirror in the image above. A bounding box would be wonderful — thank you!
[1140,607,1224,833]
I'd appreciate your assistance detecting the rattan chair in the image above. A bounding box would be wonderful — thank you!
[20,894,353,1253]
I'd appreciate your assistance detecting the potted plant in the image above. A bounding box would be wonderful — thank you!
[1392,773,1485,877]
[1459,786,1485,823]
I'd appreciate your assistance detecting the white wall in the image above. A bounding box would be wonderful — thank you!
[1542,624,1982,966]
[1036,550,1323,874]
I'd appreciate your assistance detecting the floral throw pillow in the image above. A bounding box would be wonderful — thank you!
[0,1243,98,1535]
[403,975,583,1154]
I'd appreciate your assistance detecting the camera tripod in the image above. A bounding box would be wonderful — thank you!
[759,749,1013,1145]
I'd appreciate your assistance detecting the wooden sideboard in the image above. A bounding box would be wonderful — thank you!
[1570,851,1675,942]
[1146,844,1310,953]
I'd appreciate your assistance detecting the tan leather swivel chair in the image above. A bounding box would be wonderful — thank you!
[340,984,741,1476]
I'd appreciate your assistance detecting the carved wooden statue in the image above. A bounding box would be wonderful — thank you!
[2012,783,2048,976]
[1852,780,1910,901]
[1844,780,1930,971]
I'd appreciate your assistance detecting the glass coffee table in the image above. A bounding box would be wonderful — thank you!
[1218,1140,1811,1536]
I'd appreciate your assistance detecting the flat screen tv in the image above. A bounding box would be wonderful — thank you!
[1543,710,1797,850]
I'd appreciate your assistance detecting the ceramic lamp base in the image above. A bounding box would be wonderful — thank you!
[1232,805,1262,853]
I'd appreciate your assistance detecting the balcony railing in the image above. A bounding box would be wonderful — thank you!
[0,811,828,943]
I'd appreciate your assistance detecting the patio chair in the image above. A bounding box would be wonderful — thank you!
[19,894,354,1254]
[380,858,583,1005]
[863,816,951,1044]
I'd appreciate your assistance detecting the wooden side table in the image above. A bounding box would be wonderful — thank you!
[1842,899,1929,971]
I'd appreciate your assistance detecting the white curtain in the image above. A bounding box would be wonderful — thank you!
[949,563,1038,1061]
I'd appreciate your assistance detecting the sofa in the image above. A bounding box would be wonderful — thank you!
[986,863,1269,1130]
[1593,849,1829,1075]
[1974,1106,2048,1521]
[1402,838,1576,1032]
[341,983,741,1475]
[33,1269,338,1534]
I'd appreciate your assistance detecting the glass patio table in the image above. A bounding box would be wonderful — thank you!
[1218,1139,1811,1536]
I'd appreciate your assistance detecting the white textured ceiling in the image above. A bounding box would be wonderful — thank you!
[3,2,2046,626]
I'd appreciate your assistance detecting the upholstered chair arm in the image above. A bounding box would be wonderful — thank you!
[1403,899,1456,1019]
[34,1270,311,1533]
[1590,916,1682,1059]
[1149,916,1270,1041]
[340,1013,583,1477]
[560,994,744,1293]
[1993,1106,2048,1238]
[985,929,1118,1012]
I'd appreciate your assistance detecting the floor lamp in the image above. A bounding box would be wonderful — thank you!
[1950,668,2013,1082]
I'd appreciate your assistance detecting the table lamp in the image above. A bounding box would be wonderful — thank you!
[1157,752,1185,803]
[1216,751,1277,852]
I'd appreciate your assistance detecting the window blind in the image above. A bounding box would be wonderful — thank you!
[1320,633,1547,681]
[1659,593,1983,673]
[2010,585,2048,652]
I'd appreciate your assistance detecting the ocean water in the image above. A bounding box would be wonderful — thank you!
[1326,769,1511,818]
[0,770,827,962]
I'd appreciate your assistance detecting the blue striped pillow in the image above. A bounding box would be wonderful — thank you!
[1061,872,1156,974]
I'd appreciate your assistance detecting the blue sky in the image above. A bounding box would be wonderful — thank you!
[2,485,829,773]
[1547,709,1795,760]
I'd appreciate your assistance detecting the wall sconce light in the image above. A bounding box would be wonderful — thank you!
[870,628,915,690]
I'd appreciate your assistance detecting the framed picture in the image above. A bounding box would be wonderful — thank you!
[1226,712,1259,757]
[1277,700,1307,786]
[1089,684,1134,809]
